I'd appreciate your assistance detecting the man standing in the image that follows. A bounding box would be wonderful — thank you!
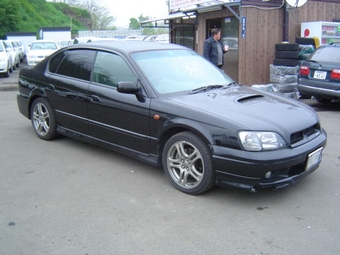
[203,28,229,69]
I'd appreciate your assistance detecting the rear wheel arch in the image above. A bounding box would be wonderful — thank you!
[27,89,49,119]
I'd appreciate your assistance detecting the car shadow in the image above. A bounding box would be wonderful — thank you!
[299,98,340,112]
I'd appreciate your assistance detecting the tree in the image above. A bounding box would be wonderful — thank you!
[129,18,140,30]
[0,0,20,38]
[68,0,116,30]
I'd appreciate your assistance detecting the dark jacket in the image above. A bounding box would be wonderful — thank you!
[203,37,227,66]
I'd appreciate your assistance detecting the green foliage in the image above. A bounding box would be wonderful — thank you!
[0,0,90,39]
[129,18,140,30]
[0,0,20,38]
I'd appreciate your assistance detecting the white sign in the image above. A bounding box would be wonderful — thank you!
[170,0,208,10]
[169,0,239,10]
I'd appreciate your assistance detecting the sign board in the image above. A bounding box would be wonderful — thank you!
[241,16,246,39]
[169,0,240,10]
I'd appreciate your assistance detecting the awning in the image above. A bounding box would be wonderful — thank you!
[140,12,186,25]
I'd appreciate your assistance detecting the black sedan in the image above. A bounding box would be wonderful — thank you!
[17,41,327,195]
[298,43,340,103]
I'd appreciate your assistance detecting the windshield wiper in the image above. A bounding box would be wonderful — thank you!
[189,85,224,94]
[225,81,238,86]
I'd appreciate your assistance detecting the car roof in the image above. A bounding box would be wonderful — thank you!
[66,40,186,54]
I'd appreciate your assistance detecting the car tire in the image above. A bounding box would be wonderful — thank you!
[30,98,58,140]
[273,58,300,66]
[162,131,215,195]
[275,43,299,51]
[16,62,19,68]
[275,50,299,59]
[295,37,316,46]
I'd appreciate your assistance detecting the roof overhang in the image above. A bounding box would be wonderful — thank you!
[141,12,187,24]
[141,12,197,28]
[140,1,242,28]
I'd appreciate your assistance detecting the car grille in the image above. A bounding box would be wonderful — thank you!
[290,124,320,146]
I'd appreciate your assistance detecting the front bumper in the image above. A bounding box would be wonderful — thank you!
[212,129,327,191]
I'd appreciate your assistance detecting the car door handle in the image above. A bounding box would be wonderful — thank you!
[88,95,101,103]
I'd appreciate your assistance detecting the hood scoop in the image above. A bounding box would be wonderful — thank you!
[237,94,265,104]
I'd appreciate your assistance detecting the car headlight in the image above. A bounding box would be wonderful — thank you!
[28,55,37,59]
[238,131,286,151]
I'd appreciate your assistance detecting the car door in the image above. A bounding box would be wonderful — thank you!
[47,49,96,135]
[87,50,151,154]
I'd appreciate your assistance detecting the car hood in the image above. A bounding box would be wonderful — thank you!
[167,85,318,133]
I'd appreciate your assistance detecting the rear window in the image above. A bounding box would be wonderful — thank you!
[0,42,4,52]
[310,46,340,63]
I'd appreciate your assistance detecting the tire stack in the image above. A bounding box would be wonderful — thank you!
[273,43,300,67]
[295,37,317,60]
[270,43,301,99]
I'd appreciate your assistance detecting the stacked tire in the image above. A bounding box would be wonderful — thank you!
[273,43,300,66]
[270,43,301,99]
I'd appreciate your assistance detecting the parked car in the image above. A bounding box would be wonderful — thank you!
[4,40,20,70]
[223,37,238,50]
[0,40,13,77]
[123,35,146,41]
[154,34,169,43]
[17,41,327,195]
[26,40,59,66]
[59,40,71,47]
[298,43,340,103]
[13,40,25,62]
[143,35,159,42]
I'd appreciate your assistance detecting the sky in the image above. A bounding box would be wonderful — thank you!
[103,0,169,27]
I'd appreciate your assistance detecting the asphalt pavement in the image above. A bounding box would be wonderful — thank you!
[0,62,339,255]
[0,62,23,91]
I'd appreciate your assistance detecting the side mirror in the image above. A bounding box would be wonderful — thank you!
[117,81,139,94]
[117,81,145,103]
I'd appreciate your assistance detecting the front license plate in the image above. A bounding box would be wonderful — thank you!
[306,147,323,171]
[313,71,327,79]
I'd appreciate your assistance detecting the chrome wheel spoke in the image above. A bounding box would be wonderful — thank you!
[167,140,204,189]
[33,103,50,136]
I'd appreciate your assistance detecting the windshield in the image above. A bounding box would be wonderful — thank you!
[31,42,58,50]
[310,46,340,63]
[131,49,233,94]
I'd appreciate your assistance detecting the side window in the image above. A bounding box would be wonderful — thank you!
[56,50,96,81]
[49,51,66,73]
[92,51,137,87]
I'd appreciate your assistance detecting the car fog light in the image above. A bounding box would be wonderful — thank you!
[264,171,273,179]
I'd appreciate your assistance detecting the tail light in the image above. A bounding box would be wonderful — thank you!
[299,66,310,76]
[331,69,340,80]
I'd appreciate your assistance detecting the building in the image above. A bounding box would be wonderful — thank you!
[142,0,340,85]
[38,27,71,41]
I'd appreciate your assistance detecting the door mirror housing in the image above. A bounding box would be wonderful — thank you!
[117,81,139,94]
[117,81,145,102]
